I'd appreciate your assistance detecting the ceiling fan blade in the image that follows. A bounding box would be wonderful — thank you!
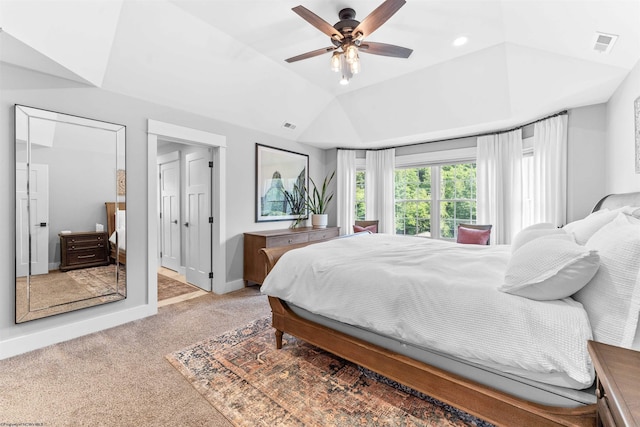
[359,41,412,58]
[285,46,336,63]
[352,0,406,40]
[292,5,343,41]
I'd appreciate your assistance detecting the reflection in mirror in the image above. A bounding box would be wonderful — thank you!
[15,105,126,323]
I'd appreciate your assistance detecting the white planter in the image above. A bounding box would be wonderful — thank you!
[311,214,328,229]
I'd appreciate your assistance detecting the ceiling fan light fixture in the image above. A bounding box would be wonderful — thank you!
[350,57,360,74]
[330,52,341,72]
[288,0,412,86]
[345,44,359,64]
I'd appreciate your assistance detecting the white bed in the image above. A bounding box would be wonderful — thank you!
[259,192,640,426]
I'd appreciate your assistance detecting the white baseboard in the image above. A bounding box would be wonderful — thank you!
[0,304,156,360]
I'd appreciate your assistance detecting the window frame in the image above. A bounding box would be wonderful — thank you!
[395,147,477,240]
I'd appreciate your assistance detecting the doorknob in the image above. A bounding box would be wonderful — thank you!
[172,220,178,224]
[184,222,189,227]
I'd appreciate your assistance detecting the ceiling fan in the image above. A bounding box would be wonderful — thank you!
[286,0,413,85]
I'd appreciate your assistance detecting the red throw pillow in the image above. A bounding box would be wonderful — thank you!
[353,224,377,234]
[457,227,491,245]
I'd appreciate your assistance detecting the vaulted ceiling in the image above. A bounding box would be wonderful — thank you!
[1,0,639,149]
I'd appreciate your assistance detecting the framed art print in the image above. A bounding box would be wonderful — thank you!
[255,143,309,222]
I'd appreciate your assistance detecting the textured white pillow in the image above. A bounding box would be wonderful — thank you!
[573,213,640,347]
[511,223,568,253]
[563,209,619,245]
[500,234,599,301]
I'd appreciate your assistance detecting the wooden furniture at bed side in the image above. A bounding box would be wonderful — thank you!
[105,202,126,264]
[260,244,597,427]
[59,232,110,272]
[588,341,640,427]
[243,227,339,285]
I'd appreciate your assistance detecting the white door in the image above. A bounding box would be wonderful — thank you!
[160,159,181,272]
[185,149,212,291]
[16,163,49,277]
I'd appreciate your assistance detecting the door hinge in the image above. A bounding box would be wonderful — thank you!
[209,272,214,279]
[209,161,213,168]
[209,217,214,223]
[160,251,162,258]
[159,212,162,219]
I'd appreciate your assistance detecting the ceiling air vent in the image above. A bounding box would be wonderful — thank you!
[282,122,297,130]
[592,32,618,54]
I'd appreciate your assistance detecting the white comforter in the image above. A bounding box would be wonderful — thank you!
[261,233,595,388]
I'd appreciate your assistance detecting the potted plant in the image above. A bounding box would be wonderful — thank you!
[283,181,307,229]
[283,171,335,228]
[305,171,335,229]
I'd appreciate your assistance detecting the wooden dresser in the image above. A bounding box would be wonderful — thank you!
[588,340,640,427]
[243,227,339,285]
[59,231,110,272]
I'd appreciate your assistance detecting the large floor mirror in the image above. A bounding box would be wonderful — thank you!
[15,105,126,323]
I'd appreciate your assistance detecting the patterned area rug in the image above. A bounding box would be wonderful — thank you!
[166,318,494,427]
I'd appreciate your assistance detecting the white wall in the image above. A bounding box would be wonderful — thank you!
[0,63,328,359]
[606,59,640,193]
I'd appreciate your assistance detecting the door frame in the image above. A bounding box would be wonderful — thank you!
[147,120,227,301]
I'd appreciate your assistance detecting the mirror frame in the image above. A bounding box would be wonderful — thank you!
[15,105,126,323]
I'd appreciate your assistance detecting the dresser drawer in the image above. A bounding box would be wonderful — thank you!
[65,248,108,265]
[65,234,106,243]
[66,240,107,251]
[597,392,617,427]
[267,233,309,247]
[308,228,340,242]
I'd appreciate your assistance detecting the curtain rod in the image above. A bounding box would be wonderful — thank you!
[336,110,568,151]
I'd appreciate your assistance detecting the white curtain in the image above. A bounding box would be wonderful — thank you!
[365,148,395,234]
[533,115,568,227]
[476,130,523,244]
[336,149,356,235]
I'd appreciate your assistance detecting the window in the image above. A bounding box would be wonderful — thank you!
[439,163,477,239]
[395,167,432,236]
[394,163,476,239]
[355,170,366,221]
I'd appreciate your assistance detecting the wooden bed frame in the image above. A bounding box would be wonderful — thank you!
[262,244,595,427]
[105,202,126,264]
[260,192,640,426]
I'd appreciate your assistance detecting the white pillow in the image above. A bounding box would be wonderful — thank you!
[511,223,568,253]
[499,234,599,301]
[563,209,618,245]
[573,213,640,347]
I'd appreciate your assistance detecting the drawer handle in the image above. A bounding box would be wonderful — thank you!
[288,239,293,243]
[78,254,96,259]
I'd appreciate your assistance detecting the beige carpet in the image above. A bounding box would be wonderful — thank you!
[167,317,492,427]
[0,287,269,426]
